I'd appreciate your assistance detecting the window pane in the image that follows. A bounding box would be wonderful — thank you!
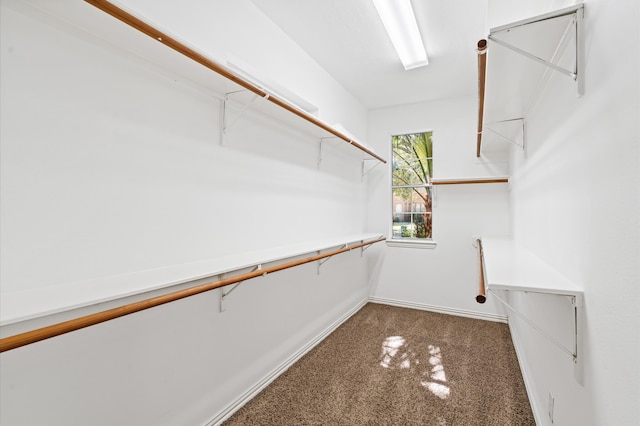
[411,187,433,213]
[392,188,432,212]
[412,213,432,239]
[392,186,432,239]
[391,131,433,241]
[393,159,431,186]
[391,212,432,239]
[392,133,433,174]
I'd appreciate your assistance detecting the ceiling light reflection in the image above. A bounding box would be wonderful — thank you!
[372,0,429,70]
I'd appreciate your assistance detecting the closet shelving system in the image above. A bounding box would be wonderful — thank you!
[1,234,385,352]
[474,4,585,383]
[1,0,388,352]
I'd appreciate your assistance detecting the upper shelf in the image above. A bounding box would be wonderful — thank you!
[477,4,585,156]
[15,0,386,164]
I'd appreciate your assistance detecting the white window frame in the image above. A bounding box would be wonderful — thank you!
[387,130,437,249]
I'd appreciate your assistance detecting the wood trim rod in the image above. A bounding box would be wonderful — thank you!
[476,39,488,158]
[0,237,386,353]
[84,0,386,164]
[431,178,508,185]
[475,239,486,303]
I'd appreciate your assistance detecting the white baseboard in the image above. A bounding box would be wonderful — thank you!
[205,297,369,426]
[368,296,508,323]
[508,320,546,426]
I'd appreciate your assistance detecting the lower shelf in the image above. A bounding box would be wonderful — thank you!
[1,233,383,330]
[479,237,584,383]
[481,238,582,297]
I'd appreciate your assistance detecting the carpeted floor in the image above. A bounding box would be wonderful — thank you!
[223,303,535,425]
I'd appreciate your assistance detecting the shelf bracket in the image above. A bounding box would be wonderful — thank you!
[483,118,525,150]
[318,137,339,169]
[360,240,372,257]
[362,158,382,181]
[219,264,264,312]
[488,4,584,95]
[317,244,348,274]
[489,288,582,380]
[220,90,260,145]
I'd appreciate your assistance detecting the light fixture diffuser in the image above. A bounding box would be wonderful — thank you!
[372,0,428,70]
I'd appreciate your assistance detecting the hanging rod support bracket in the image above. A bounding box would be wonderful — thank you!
[318,137,340,169]
[488,4,584,95]
[220,91,260,144]
[362,158,382,181]
[489,288,579,364]
[482,118,525,149]
[360,240,372,257]
[317,244,348,274]
[219,264,263,312]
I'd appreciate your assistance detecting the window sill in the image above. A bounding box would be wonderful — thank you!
[386,239,437,249]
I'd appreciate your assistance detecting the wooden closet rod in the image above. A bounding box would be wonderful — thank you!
[0,237,385,353]
[476,39,488,158]
[84,0,386,164]
[475,239,486,303]
[431,178,508,185]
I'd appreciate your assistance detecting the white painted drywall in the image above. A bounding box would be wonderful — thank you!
[0,1,376,424]
[365,96,511,319]
[489,0,640,425]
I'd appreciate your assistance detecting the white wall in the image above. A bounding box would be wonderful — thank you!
[0,1,376,424]
[489,0,640,425]
[365,96,511,319]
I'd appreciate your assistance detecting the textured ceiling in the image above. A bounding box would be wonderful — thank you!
[250,0,489,109]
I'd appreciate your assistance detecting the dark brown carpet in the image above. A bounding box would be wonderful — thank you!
[223,303,535,425]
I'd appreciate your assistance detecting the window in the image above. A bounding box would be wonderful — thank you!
[391,131,433,243]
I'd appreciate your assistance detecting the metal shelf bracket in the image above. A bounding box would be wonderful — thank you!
[318,137,339,169]
[489,288,583,383]
[488,4,584,96]
[317,244,348,274]
[219,264,264,312]
[490,289,577,361]
[483,118,525,150]
[360,240,371,257]
[220,90,260,145]
[362,158,382,181]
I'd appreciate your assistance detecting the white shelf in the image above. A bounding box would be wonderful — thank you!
[480,237,583,382]
[480,4,584,154]
[10,0,385,163]
[1,233,383,328]
[481,237,582,297]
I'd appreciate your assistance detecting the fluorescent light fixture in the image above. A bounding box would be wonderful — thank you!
[372,0,428,70]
